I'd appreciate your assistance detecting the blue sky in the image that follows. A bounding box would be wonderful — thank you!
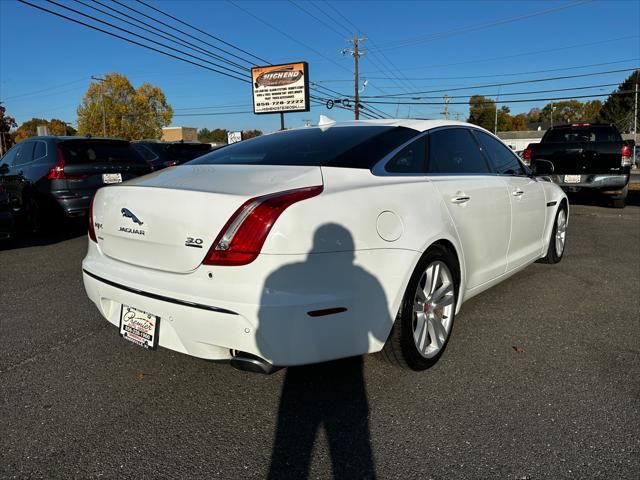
[0,0,638,133]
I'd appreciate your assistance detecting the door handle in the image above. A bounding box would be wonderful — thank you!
[450,195,470,204]
[513,189,524,197]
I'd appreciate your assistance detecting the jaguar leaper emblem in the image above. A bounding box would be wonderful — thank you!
[121,208,143,226]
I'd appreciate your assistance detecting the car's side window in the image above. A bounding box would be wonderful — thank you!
[427,128,491,174]
[133,144,158,162]
[385,135,427,174]
[1,144,22,167]
[33,141,47,161]
[474,130,525,176]
[14,142,35,167]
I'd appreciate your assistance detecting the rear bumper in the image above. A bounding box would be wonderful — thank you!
[51,192,92,217]
[82,240,417,367]
[550,174,629,193]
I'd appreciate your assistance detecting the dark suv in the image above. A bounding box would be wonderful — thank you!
[132,140,213,170]
[0,137,151,231]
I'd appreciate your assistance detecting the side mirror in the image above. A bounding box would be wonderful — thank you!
[0,163,8,175]
[531,159,554,176]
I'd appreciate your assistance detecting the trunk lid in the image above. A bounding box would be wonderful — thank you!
[93,165,323,273]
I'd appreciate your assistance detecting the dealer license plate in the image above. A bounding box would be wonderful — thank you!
[564,175,581,184]
[103,173,122,184]
[119,305,160,350]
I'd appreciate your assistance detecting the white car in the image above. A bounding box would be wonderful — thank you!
[82,119,568,373]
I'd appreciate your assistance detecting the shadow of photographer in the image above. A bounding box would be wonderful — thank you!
[257,223,390,479]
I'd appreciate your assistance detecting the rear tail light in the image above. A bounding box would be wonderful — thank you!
[88,195,97,243]
[621,145,632,167]
[522,147,532,165]
[47,148,88,180]
[203,185,323,266]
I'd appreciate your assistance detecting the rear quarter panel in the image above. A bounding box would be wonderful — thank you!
[261,167,466,346]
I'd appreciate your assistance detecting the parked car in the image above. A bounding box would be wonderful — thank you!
[0,137,151,232]
[82,120,568,373]
[0,186,13,240]
[132,140,213,170]
[524,123,634,208]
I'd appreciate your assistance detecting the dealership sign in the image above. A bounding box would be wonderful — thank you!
[251,62,310,114]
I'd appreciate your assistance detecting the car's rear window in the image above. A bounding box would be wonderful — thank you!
[166,143,212,162]
[59,140,146,164]
[188,126,420,169]
[542,126,621,143]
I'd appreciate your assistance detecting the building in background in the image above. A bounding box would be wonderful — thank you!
[162,126,197,142]
[497,130,545,151]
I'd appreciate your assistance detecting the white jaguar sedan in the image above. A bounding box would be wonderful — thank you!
[82,119,568,373]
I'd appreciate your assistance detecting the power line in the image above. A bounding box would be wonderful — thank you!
[174,103,253,112]
[361,58,639,82]
[362,35,640,75]
[321,0,361,35]
[226,0,351,74]
[134,0,269,65]
[43,0,249,79]
[362,90,634,106]
[368,0,591,52]
[395,82,620,101]
[287,0,347,39]
[319,0,435,118]
[84,0,249,71]
[17,0,250,83]
[0,77,88,101]
[360,67,639,98]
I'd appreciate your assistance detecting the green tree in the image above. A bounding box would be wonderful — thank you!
[14,117,75,143]
[77,73,172,140]
[198,128,228,143]
[511,113,528,131]
[541,100,585,125]
[581,100,603,122]
[0,104,17,154]
[599,69,639,132]
[468,96,513,131]
[526,108,543,124]
[468,95,496,130]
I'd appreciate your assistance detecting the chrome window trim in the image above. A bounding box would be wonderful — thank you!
[371,125,495,177]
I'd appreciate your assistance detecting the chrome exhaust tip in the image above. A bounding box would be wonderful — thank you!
[230,352,282,375]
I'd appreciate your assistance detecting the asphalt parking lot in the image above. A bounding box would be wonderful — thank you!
[1,194,639,479]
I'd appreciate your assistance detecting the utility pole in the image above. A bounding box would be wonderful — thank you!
[441,95,450,120]
[550,103,555,128]
[494,91,500,134]
[0,101,5,154]
[634,82,638,167]
[342,37,366,120]
[91,75,107,137]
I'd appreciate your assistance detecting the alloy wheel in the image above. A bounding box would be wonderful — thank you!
[555,209,567,256]
[412,260,455,359]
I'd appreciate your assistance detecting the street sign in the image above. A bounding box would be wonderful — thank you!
[251,62,310,115]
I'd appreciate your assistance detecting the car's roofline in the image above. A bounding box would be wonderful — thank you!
[277,118,493,135]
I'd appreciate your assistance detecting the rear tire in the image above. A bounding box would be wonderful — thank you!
[611,186,628,209]
[381,245,458,371]
[612,199,626,209]
[24,196,43,235]
[539,206,567,264]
